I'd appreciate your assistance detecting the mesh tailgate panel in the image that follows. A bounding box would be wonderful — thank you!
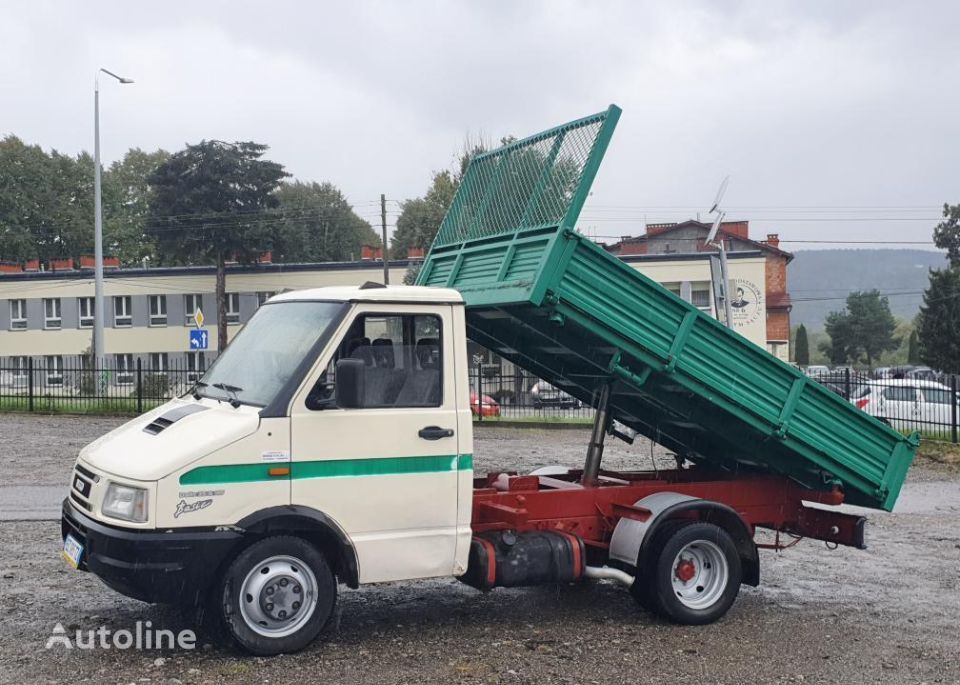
[431,106,621,247]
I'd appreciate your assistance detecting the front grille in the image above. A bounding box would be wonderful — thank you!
[70,463,99,509]
[69,491,92,511]
[75,463,98,481]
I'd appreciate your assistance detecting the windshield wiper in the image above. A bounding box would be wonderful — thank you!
[212,382,244,409]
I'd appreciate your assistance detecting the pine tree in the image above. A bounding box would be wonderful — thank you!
[917,267,960,373]
[794,324,810,366]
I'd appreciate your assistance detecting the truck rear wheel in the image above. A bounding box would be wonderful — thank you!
[218,536,336,655]
[640,521,741,625]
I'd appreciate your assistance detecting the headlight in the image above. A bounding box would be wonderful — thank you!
[101,482,149,523]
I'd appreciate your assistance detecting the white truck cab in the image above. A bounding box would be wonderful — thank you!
[63,284,475,654]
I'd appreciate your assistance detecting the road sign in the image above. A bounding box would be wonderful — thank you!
[193,308,204,329]
[189,329,209,350]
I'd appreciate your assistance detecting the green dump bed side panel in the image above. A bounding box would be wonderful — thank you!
[417,105,916,511]
[420,227,917,511]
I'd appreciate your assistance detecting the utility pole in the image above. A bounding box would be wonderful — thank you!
[93,68,134,373]
[381,193,389,285]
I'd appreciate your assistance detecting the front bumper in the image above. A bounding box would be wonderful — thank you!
[61,498,243,605]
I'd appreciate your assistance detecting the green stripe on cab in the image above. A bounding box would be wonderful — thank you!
[179,454,474,486]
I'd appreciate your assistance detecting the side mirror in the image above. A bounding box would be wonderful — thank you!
[335,358,365,409]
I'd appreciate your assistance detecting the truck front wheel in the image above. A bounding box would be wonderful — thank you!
[218,536,337,655]
[643,521,742,625]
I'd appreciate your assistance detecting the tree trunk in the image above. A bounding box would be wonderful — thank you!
[216,252,227,354]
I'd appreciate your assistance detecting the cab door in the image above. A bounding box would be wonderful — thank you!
[289,304,463,584]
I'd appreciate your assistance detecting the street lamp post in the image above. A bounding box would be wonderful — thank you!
[93,68,133,371]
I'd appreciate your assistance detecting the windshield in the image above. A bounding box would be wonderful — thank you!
[199,301,345,407]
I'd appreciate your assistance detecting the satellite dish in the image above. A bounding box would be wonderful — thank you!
[706,211,725,244]
[709,175,730,214]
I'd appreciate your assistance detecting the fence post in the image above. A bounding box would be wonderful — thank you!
[136,358,143,415]
[28,357,34,412]
[952,374,958,445]
[476,364,483,423]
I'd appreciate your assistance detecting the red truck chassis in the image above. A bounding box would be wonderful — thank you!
[472,467,865,553]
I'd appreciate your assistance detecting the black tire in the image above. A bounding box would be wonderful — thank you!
[644,521,741,625]
[630,519,687,613]
[218,536,337,655]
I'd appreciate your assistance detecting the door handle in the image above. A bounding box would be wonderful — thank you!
[419,426,454,440]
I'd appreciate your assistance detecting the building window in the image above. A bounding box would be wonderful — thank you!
[150,352,168,374]
[257,291,275,307]
[186,352,206,382]
[662,282,682,297]
[690,283,712,312]
[78,297,95,328]
[113,296,132,328]
[184,294,203,326]
[9,299,27,330]
[115,354,134,385]
[226,293,240,324]
[148,295,167,326]
[43,298,62,329]
[46,355,63,386]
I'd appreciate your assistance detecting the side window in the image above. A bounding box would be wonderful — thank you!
[307,313,442,410]
[921,388,953,405]
[881,386,917,402]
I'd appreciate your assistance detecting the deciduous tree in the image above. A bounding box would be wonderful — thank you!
[272,181,378,263]
[147,141,287,351]
[821,290,898,367]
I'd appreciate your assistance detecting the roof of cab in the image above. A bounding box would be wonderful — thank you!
[268,284,464,305]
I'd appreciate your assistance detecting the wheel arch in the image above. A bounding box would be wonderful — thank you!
[610,494,759,587]
[236,506,360,588]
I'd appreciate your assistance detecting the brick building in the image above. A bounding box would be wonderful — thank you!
[606,220,793,360]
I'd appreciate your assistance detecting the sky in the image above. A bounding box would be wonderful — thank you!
[2,0,957,250]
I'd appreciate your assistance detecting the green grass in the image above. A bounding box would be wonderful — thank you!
[918,440,960,467]
[0,396,166,416]
[473,415,593,426]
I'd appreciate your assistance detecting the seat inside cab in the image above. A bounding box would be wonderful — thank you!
[307,313,443,409]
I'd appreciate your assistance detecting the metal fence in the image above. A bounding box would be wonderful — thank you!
[473,365,960,443]
[472,367,596,422]
[2,354,957,443]
[0,356,202,414]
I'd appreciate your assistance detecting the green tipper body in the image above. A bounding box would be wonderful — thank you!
[417,105,918,511]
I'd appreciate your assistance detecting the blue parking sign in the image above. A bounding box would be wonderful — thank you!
[189,329,209,350]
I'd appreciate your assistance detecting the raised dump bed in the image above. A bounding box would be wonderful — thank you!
[418,105,918,511]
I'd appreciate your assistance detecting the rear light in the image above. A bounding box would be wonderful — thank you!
[855,398,869,410]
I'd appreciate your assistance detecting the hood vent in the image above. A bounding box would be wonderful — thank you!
[143,404,209,435]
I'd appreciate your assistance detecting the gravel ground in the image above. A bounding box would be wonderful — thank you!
[0,414,959,684]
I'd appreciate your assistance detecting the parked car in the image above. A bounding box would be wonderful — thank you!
[905,366,939,382]
[851,379,959,431]
[530,381,583,409]
[803,365,830,378]
[470,390,500,417]
[820,381,850,399]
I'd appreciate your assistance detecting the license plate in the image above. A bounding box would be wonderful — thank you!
[62,534,84,569]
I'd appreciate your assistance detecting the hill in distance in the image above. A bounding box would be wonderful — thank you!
[788,249,948,331]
